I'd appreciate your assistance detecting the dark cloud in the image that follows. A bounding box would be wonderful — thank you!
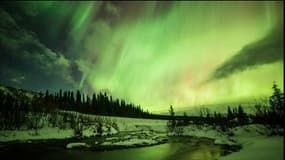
[1,1,174,57]
[209,24,283,81]
[0,1,177,91]
[0,8,76,91]
[1,2,76,54]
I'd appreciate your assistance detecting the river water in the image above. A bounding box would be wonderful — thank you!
[0,137,234,160]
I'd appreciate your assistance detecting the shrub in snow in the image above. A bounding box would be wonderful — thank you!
[174,126,184,136]
[167,105,176,133]
[106,125,112,135]
[73,122,83,138]
[70,113,83,138]
[96,122,103,137]
[26,112,44,135]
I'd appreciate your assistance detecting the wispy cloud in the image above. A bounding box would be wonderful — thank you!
[209,24,283,81]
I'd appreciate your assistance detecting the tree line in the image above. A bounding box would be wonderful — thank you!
[167,83,284,132]
[0,88,152,119]
[0,83,283,130]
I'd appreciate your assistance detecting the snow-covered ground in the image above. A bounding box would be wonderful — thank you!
[60,110,167,132]
[100,130,167,147]
[0,127,74,142]
[66,142,90,149]
[170,124,237,145]
[219,125,284,160]
[168,124,283,160]
[108,116,167,132]
[0,110,283,160]
[220,136,283,160]
[0,111,167,142]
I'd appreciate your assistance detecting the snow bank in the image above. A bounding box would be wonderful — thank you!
[219,124,283,160]
[82,125,118,137]
[219,136,283,160]
[0,124,120,142]
[0,110,167,142]
[230,124,269,138]
[66,142,90,149]
[169,125,237,145]
[109,117,167,132]
[101,130,167,147]
[0,127,73,142]
[59,110,167,132]
[112,138,157,146]
[168,124,283,160]
[170,124,283,147]
[101,137,160,147]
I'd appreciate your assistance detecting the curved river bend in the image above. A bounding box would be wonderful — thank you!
[0,137,237,160]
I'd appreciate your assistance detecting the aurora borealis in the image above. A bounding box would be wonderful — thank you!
[0,1,283,112]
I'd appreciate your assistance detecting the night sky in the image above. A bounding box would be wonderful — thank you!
[0,1,283,112]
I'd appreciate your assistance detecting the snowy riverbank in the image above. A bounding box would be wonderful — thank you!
[219,125,283,160]
[0,111,283,159]
[171,124,283,160]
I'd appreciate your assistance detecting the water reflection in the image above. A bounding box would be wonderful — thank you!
[179,144,221,160]
[163,141,222,160]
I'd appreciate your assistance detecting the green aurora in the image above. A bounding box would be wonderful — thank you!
[0,1,283,112]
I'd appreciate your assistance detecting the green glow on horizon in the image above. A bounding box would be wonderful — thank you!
[29,1,284,112]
